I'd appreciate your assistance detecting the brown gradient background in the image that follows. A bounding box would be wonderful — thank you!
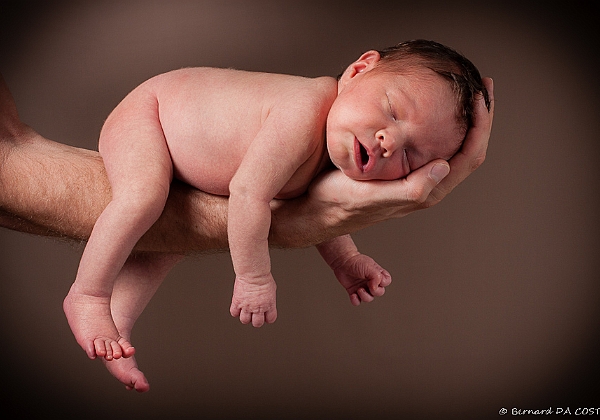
[1,1,599,419]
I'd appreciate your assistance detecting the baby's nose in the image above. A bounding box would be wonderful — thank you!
[376,131,397,158]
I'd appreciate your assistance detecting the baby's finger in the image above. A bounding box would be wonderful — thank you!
[369,284,386,298]
[230,302,241,318]
[357,288,374,303]
[380,270,392,287]
[252,312,265,328]
[368,273,390,297]
[239,309,252,325]
[265,308,278,324]
[349,293,361,306]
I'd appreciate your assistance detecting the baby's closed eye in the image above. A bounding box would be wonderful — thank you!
[385,93,397,122]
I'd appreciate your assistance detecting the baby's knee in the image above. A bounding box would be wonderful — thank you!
[116,188,168,222]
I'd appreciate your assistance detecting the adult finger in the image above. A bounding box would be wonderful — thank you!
[343,159,450,215]
[428,77,494,205]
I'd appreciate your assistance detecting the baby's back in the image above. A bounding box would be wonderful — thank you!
[145,68,335,197]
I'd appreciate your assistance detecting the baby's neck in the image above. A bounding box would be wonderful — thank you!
[318,142,335,174]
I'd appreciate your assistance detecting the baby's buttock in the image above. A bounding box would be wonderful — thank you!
[153,71,261,195]
[167,139,240,196]
[162,116,249,196]
[167,138,313,199]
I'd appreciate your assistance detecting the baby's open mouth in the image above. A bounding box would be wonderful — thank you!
[354,138,370,172]
[359,142,369,166]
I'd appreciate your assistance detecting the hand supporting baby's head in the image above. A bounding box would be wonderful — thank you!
[327,39,489,181]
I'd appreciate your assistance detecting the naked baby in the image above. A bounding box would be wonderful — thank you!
[63,40,490,380]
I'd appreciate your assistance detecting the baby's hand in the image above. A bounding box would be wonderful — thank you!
[230,274,277,327]
[333,254,392,306]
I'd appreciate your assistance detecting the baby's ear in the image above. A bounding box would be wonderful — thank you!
[339,50,381,86]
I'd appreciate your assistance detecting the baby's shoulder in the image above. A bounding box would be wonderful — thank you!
[273,75,338,114]
[147,67,234,87]
[148,67,335,96]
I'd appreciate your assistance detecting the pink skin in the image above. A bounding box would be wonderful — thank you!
[101,252,182,392]
[66,53,461,355]
[228,54,464,327]
[316,234,392,306]
[315,51,462,305]
[326,51,464,181]
[333,253,392,306]
[63,290,135,361]
[102,345,149,392]
[0,70,493,390]
[230,276,278,327]
[228,52,462,321]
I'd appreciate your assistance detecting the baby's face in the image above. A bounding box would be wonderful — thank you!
[326,66,464,181]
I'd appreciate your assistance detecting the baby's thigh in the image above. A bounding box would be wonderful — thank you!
[99,90,173,197]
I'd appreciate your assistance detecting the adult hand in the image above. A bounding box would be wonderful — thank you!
[271,78,494,246]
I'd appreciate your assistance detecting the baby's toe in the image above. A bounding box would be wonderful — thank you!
[110,340,123,360]
[93,339,109,359]
[117,337,135,358]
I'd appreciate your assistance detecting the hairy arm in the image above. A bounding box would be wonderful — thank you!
[0,131,229,251]
[0,76,493,253]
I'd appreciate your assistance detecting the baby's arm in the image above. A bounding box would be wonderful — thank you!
[228,96,325,328]
[228,165,279,328]
[316,235,391,306]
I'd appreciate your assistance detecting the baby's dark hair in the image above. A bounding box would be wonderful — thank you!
[359,39,490,134]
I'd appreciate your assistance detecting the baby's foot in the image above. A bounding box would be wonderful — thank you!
[103,355,150,392]
[63,287,135,360]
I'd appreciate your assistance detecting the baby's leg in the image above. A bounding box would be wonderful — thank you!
[103,252,183,392]
[64,89,174,361]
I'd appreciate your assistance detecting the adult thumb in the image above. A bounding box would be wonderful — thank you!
[429,162,450,184]
[401,160,450,206]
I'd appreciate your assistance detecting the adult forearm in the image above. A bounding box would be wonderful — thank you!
[269,193,347,248]
[0,132,106,241]
[0,74,329,252]
[0,134,457,253]
[0,132,229,252]
[0,131,328,252]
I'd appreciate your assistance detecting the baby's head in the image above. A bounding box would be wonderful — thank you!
[326,39,490,180]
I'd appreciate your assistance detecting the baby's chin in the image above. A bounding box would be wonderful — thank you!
[331,162,354,179]
[327,155,343,172]
[328,153,360,180]
[331,160,342,171]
